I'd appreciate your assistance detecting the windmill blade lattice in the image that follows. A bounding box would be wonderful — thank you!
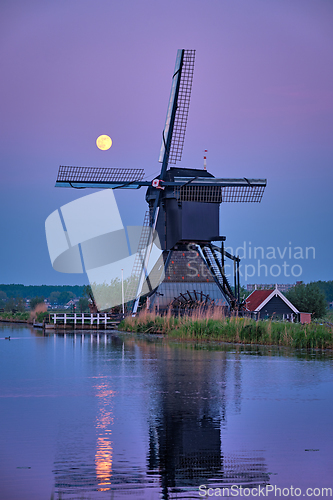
[125,211,152,303]
[159,49,195,170]
[168,50,195,164]
[56,165,145,188]
[221,184,266,202]
[173,178,266,203]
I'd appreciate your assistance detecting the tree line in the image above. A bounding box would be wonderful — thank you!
[0,284,85,300]
[284,282,327,319]
[0,285,90,313]
[314,281,333,302]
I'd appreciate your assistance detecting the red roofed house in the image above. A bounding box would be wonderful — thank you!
[245,286,299,321]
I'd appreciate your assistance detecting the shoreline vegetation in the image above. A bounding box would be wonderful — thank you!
[2,309,333,350]
[0,312,33,323]
[0,309,48,324]
[119,309,333,350]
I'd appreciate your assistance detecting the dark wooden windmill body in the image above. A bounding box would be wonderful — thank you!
[54,49,266,314]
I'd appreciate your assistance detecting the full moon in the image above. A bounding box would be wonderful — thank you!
[96,135,112,150]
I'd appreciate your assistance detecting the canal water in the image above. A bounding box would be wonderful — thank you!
[0,324,332,500]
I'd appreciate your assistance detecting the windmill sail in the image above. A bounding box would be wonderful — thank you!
[168,50,195,164]
[172,178,267,203]
[159,49,195,173]
[55,166,145,189]
[132,49,195,314]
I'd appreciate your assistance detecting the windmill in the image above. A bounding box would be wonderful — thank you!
[54,49,266,314]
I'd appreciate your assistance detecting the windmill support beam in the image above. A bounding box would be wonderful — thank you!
[201,243,242,308]
[213,248,235,301]
[199,245,232,306]
[237,258,240,303]
[55,177,266,190]
[234,260,237,303]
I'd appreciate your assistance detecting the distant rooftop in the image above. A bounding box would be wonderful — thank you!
[246,282,302,293]
[245,290,272,311]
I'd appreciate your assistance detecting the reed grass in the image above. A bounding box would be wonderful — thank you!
[0,311,30,322]
[119,308,333,349]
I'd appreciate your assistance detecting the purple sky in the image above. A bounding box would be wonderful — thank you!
[1,0,333,286]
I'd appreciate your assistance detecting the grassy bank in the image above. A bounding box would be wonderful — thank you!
[0,311,48,324]
[0,312,31,323]
[119,310,333,349]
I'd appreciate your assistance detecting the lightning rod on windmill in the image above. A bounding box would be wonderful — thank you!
[204,150,207,171]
